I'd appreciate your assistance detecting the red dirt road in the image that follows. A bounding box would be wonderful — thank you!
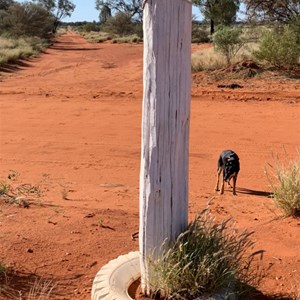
[0,32,299,299]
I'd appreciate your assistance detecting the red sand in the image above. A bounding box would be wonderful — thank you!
[0,32,299,299]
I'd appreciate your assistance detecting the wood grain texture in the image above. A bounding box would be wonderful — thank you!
[139,0,192,294]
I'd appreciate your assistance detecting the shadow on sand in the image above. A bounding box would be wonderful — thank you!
[0,269,83,299]
[236,187,272,198]
[0,60,32,74]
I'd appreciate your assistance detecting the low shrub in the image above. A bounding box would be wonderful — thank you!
[267,153,300,217]
[111,34,142,44]
[254,26,300,68]
[80,31,113,43]
[149,210,262,299]
[105,12,135,36]
[213,26,244,64]
[192,23,210,43]
[81,22,100,33]
[3,2,54,39]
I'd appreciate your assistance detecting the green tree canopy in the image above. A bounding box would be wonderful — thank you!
[193,0,240,34]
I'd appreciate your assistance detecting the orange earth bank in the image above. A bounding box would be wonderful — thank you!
[0,32,299,299]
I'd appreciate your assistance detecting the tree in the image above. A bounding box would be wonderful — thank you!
[99,4,111,24]
[193,0,240,34]
[243,0,300,23]
[35,0,75,32]
[95,0,143,22]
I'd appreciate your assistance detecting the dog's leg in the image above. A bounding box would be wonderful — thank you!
[220,169,225,194]
[220,178,225,194]
[232,173,237,195]
[215,167,222,191]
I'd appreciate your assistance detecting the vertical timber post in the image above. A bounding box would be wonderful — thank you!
[139,0,192,295]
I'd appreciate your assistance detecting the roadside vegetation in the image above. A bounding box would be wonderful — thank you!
[267,153,300,217]
[192,21,300,72]
[149,209,262,300]
[0,36,49,64]
[74,0,300,75]
[0,0,75,67]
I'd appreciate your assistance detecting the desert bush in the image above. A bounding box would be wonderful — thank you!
[3,2,54,38]
[289,16,300,45]
[111,34,142,44]
[105,12,135,36]
[0,10,9,33]
[240,25,271,43]
[80,31,113,43]
[254,26,300,68]
[213,26,244,64]
[81,22,100,33]
[191,43,256,72]
[192,23,210,43]
[149,210,261,299]
[267,153,300,217]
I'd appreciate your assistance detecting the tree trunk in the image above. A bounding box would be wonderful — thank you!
[139,0,192,295]
[210,18,215,35]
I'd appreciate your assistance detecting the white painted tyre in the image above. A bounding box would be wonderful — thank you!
[92,251,140,300]
[91,251,235,300]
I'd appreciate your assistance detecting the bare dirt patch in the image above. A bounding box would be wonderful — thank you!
[0,32,299,299]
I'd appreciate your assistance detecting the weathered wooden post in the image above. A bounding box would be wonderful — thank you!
[139,0,192,295]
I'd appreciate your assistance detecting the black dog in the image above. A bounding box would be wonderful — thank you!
[215,150,240,195]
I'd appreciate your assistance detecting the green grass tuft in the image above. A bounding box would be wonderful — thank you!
[148,209,263,299]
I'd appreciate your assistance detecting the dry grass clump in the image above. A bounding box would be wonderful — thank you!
[111,34,142,44]
[267,152,300,217]
[192,47,227,71]
[80,31,113,43]
[148,210,262,299]
[27,278,56,300]
[80,31,142,44]
[0,171,42,207]
[0,36,48,64]
[191,43,258,72]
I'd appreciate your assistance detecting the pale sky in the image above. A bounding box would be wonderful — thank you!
[15,1,245,23]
